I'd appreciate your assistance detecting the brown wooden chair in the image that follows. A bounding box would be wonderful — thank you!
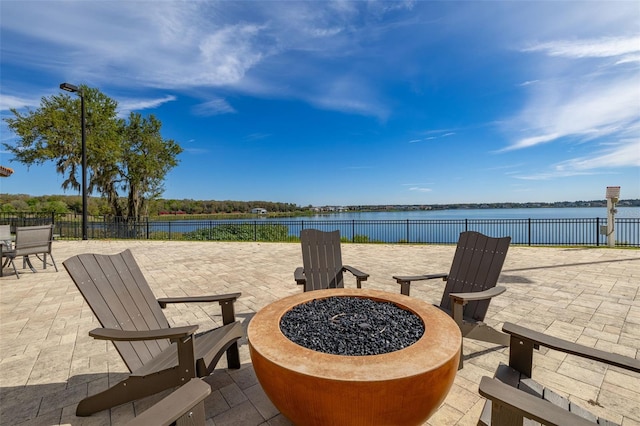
[478,322,640,426]
[125,378,210,426]
[63,249,244,416]
[1,224,58,278]
[393,231,511,368]
[294,229,369,291]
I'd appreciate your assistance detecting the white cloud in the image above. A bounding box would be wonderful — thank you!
[515,139,639,180]
[193,99,237,116]
[503,32,640,155]
[524,36,640,59]
[0,94,41,111]
[556,139,640,171]
[118,95,177,117]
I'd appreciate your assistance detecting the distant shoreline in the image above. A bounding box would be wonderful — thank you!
[344,200,639,212]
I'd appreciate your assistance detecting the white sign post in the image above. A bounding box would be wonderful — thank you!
[605,186,620,247]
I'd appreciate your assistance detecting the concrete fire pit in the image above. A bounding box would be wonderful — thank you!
[248,288,461,425]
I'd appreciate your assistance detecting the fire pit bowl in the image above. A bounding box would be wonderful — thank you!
[248,288,461,426]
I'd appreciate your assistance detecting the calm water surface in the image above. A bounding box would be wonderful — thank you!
[288,207,640,221]
[148,207,639,245]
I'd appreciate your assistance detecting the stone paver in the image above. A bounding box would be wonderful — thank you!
[1,240,639,425]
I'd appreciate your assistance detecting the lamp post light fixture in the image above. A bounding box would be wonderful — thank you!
[60,82,88,240]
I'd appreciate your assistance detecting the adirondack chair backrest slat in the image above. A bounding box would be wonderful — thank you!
[13,224,54,256]
[300,229,344,291]
[64,250,171,373]
[439,231,511,321]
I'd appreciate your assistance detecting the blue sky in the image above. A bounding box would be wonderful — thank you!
[1,1,639,206]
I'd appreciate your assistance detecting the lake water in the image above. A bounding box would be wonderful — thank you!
[148,207,639,246]
[290,207,640,221]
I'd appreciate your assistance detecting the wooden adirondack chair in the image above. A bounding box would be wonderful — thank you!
[478,322,640,426]
[393,231,511,368]
[63,249,244,417]
[1,224,58,278]
[294,229,369,291]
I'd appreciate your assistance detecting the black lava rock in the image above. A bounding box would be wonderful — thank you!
[279,296,424,356]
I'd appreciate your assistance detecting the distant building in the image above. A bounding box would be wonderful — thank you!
[251,208,267,214]
[0,165,13,177]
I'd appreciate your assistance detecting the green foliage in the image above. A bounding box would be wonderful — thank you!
[341,234,381,243]
[182,223,291,241]
[0,194,305,217]
[2,86,182,219]
[0,194,71,214]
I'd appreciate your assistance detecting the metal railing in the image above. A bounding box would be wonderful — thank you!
[0,213,638,246]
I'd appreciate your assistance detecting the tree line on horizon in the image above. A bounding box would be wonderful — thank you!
[1,193,638,218]
[0,193,302,216]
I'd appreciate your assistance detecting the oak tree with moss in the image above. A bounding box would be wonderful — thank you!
[3,86,183,220]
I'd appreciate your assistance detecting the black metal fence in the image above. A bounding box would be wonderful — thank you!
[1,212,638,247]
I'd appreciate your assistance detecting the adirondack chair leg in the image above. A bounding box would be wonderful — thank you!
[490,399,525,426]
[219,300,241,369]
[175,335,198,380]
[76,370,182,416]
[508,334,535,377]
[175,400,206,426]
[451,301,465,369]
[398,280,411,296]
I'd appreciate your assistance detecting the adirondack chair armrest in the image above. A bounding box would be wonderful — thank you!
[449,286,506,304]
[89,325,199,342]
[294,267,306,285]
[157,293,241,326]
[502,322,640,375]
[393,273,448,283]
[157,293,241,307]
[393,273,449,296]
[342,265,369,279]
[342,265,369,288]
[478,376,595,426]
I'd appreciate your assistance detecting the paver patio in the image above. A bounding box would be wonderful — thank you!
[1,240,639,425]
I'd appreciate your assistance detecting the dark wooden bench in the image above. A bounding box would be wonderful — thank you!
[479,322,640,426]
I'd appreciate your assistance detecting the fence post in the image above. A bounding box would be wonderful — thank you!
[596,217,600,247]
[254,221,257,241]
[352,220,355,243]
[528,218,532,246]
[406,219,410,243]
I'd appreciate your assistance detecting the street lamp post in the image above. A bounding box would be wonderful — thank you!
[59,83,88,240]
